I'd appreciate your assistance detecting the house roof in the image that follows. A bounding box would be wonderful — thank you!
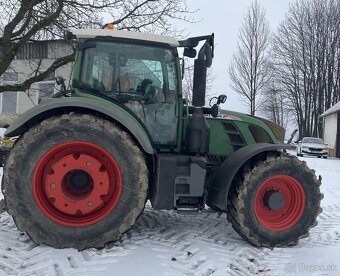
[69,29,179,47]
[320,101,340,117]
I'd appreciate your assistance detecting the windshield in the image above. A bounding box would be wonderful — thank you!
[79,41,178,104]
[302,137,324,144]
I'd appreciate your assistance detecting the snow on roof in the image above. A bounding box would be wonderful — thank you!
[320,101,340,117]
[69,29,179,47]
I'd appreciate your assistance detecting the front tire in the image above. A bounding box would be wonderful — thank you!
[3,114,148,250]
[227,153,322,248]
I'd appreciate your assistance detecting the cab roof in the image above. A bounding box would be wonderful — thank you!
[69,29,179,47]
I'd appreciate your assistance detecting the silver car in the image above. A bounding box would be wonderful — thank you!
[297,137,328,158]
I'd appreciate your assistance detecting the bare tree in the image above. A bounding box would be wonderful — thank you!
[229,0,270,115]
[0,0,194,93]
[272,0,340,139]
[259,80,291,129]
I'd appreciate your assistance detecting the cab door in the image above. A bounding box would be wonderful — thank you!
[118,49,179,148]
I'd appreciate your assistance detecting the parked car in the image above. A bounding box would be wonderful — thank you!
[297,137,328,158]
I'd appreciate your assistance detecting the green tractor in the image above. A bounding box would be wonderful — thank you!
[2,28,322,250]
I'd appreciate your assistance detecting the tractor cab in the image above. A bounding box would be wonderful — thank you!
[70,29,181,147]
[69,29,215,153]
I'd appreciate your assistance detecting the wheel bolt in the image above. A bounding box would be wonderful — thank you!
[50,183,56,189]
[87,201,93,206]
[86,162,92,167]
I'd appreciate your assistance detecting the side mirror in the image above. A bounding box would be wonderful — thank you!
[209,95,227,107]
[217,94,227,104]
[183,47,197,58]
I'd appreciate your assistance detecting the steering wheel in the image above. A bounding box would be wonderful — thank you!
[140,83,159,104]
[112,78,159,104]
[137,79,159,104]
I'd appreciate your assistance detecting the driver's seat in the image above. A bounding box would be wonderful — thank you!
[117,73,135,92]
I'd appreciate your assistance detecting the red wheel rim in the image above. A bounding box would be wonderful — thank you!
[254,175,306,231]
[32,141,122,227]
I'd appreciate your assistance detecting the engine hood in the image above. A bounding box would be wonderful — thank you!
[218,109,285,142]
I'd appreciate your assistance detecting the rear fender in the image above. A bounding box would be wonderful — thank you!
[4,97,155,154]
[207,143,295,211]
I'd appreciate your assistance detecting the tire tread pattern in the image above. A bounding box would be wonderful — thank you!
[2,114,148,250]
[227,152,323,248]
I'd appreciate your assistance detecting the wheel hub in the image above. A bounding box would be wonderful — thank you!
[69,170,92,191]
[63,169,94,199]
[32,141,122,227]
[263,190,285,211]
[254,175,306,232]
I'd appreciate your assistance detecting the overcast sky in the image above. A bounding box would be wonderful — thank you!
[179,0,294,114]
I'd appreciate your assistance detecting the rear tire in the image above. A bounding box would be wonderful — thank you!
[3,114,148,250]
[227,153,322,248]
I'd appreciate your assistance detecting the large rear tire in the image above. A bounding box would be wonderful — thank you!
[227,153,322,248]
[3,114,148,250]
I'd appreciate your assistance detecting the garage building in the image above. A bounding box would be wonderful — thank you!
[321,102,340,158]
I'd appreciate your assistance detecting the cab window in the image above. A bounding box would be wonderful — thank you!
[79,41,179,146]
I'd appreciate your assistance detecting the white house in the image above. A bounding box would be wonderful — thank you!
[320,102,340,158]
[0,40,73,116]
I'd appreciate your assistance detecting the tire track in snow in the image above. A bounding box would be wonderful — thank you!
[126,208,237,275]
[0,214,51,275]
[299,203,340,248]
[0,206,253,276]
[0,202,340,275]
[113,207,283,276]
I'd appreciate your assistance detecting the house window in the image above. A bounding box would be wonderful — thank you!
[3,71,18,82]
[2,92,17,113]
[16,42,48,59]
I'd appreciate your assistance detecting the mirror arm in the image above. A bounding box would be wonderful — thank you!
[180,58,185,80]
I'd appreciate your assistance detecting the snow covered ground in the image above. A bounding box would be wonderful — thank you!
[0,154,340,276]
